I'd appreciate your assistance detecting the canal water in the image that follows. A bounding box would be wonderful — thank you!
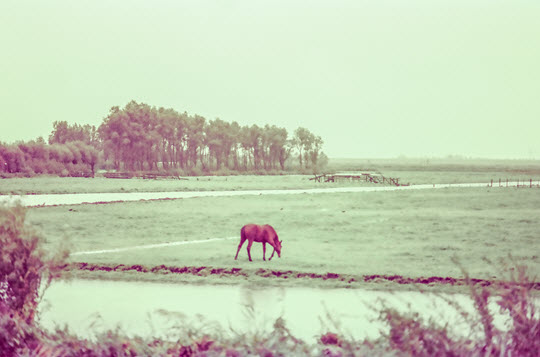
[2,182,497,207]
[38,279,509,343]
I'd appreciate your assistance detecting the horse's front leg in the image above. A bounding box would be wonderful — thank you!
[262,242,266,261]
[246,240,253,262]
[269,247,276,261]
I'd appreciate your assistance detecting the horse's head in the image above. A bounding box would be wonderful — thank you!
[274,239,282,258]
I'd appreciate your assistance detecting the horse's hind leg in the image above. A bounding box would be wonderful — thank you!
[235,237,246,260]
[262,242,266,261]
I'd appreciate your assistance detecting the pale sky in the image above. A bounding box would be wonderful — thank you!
[1,0,539,158]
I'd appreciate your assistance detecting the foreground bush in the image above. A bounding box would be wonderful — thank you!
[371,263,539,357]
[1,204,539,356]
[0,204,68,354]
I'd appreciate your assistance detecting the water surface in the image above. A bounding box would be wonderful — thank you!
[39,279,509,343]
[3,182,497,207]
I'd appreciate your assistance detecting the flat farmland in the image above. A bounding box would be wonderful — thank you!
[3,158,540,195]
[26,186,540,290]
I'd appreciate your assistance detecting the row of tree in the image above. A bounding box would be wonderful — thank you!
[0,139,98,177]
[1,101,326,176]
[98,101,326,172]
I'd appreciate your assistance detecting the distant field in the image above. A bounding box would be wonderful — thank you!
[2,169,539,195]
[1,175,361,195]
[328,157,540,173]
[26,186,540,291]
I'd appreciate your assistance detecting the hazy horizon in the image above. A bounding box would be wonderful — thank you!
[1,1,539,160]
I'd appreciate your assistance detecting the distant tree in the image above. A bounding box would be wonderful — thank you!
[92,101,324,175]
[229,121,241,170]
[280,139,294,170]
[239,125,252,170]
[308,135,324,168]
[49,121,97,146]
[205,118,230,170]
[0,145,26,173]
[248,125,262,170]
[268,125,288,170]
[185,115,205,169]
[292,127,311,167]
[175,112,189,168]
[290,127,325,171]
[98,101,160,171]
[0,148,6,173]
[71,141,99,176]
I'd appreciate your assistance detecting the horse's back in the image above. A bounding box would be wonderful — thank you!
[241,224,275,243]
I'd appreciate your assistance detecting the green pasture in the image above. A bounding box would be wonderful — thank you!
[2,175,349,195]
[26,187,540,289]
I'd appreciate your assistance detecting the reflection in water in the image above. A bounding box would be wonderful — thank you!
[38,279,512,343]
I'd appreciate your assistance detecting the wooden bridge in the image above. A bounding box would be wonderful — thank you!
[310,172,409,186]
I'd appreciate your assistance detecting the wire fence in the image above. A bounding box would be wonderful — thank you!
[489,178,540,188]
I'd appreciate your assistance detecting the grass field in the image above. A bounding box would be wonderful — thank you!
[1,175,321,195]
[25,185,540,291]
[3,158,540,195]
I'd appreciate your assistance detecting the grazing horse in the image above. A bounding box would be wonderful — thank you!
[235,224,282,262]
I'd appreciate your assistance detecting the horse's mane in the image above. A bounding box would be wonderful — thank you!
[263,224,278,237]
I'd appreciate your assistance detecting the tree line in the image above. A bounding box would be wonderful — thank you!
[0,138,99,177]
[0,101,326,177]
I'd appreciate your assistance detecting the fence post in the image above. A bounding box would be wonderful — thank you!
[499,178,501,187]
[506,178,508,187]
[491,179,493,187]
[531,179,533,188]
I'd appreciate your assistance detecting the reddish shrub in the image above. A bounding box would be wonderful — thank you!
[0,205,67,354]
[320,332,341,346]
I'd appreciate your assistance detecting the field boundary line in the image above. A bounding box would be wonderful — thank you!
[71,236,238,256]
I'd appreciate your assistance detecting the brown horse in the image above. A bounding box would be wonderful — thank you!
[234,224,282,262]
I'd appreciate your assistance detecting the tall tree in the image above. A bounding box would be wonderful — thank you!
[292,127,311,167]
[229,121,241,170]
[185,115,205,169]
[49,121,97,146]
[248,125,262,170]
[98,101,159,170]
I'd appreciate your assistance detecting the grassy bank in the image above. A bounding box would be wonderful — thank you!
[26,187,540,287]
